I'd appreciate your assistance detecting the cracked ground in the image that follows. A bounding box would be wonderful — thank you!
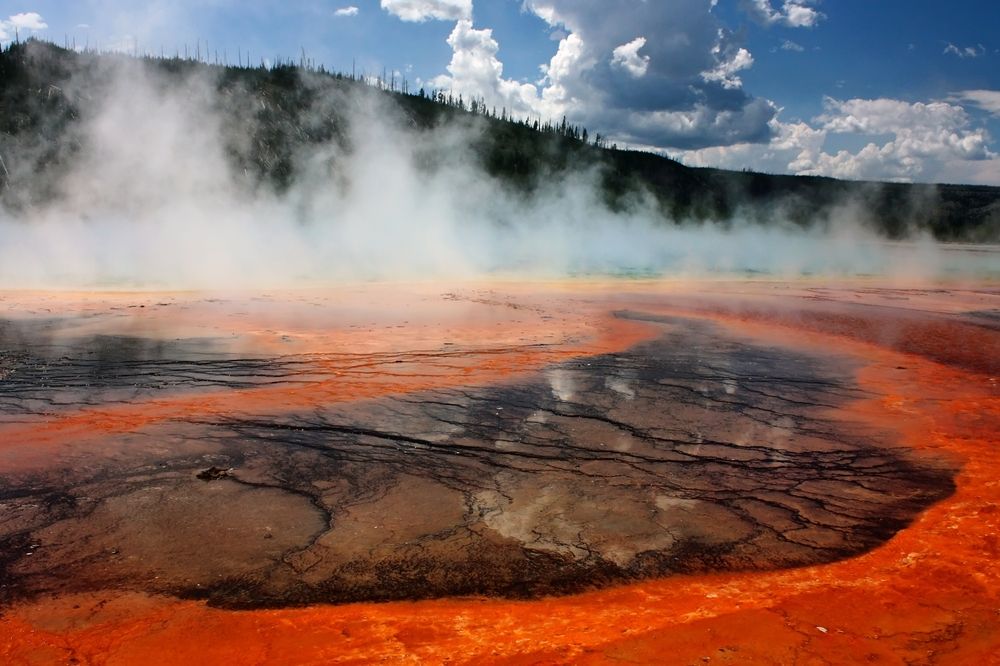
[0,300,956,609]
[1,281,998,665]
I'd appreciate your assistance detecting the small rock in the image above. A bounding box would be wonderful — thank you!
[816,626,828,633]
[197,466,234,481]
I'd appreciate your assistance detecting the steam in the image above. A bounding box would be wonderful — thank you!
[0,55,994,289]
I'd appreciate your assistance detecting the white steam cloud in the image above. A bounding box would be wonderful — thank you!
[0,58,994,289]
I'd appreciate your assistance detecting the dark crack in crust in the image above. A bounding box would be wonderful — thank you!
[0,313,956,609]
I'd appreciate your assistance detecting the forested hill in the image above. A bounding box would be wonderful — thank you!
[2,39,998,242]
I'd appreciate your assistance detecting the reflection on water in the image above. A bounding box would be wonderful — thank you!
[545,367,577,402]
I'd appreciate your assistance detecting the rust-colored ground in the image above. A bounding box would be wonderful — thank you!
[1,279,998,665]
[0,286,652,460]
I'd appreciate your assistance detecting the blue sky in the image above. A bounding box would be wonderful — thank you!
[2,0,999,185]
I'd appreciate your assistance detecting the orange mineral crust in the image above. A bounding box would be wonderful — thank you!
[1,279,998,664]
[0,285,655,469]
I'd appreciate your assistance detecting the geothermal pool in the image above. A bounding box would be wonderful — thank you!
[1,278,998,663]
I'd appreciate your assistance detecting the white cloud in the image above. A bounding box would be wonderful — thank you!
[427,1,779,150]
[535,31,591,113]
[701,46,753,89]
[742,0,823,28]
[782,2,822,28]
[0,12,48,42]
[949,90,1000,117]
[334,6,359,17]
[804,98,991,181]
[676,118,823,174]
[406,0,997,184]
[780,39,804,52]
[380,0,471,22]
[678,96,996,184]
[9,12,47,30]
[610,37,650,78]
[429,19,543,117]
[816,98,988,156]
[943,42,985,58]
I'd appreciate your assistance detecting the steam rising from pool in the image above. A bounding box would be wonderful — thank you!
[0,56,995,288]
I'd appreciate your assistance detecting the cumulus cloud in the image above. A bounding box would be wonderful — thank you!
[610,37,650,78]
[816,98,988,156]
[0,12,48,42]
[679,96,997,184]
[780,39,804,52]
[701,46,753,89]
[529,0,778,147]
[426,0,777,150]
[674,118,821,173]
[8,11,47,30]
[334,6,359,18]
[741,0,823,28]
[428,20,542,117]
[943,42,985,58]
[798,97,992,180]
[380,0,471,22]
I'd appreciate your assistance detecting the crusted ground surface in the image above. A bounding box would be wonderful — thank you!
[0,308,953,608]
[0,280,997,664]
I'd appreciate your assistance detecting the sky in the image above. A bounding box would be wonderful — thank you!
[2,0,1000,186]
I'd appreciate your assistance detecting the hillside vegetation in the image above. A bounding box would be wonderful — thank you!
[1,40,998,242]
